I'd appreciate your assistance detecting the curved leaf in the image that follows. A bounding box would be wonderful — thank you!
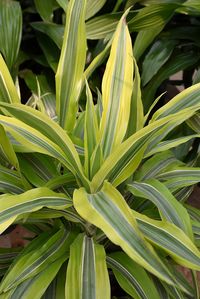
[73,182,174,284]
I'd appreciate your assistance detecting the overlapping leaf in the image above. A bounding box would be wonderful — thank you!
[0,187,72,234]
[74,181,174,284]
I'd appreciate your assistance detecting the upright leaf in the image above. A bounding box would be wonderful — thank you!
[66,234,110,299]
[0,0,22,70]
[0,55,20,103]
[56,0,87,131]
[99,12,134,158]
[84,82,98,178]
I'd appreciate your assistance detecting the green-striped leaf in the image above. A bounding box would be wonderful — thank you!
[0,229,75,293]
[66,233,110,299]
[133,211,200,271]
[56,0,87,131]
[0,0,22,70]
[107,252,160,299]
[145,134,199,157]
[1,258,65,299]
[91,108,199,191]
[99,11,134,158]
[134,151,181,181]
[0,103,89,188]
[127,179,193,239]
[73,182,174,284]
[0,55,20,103]
[84,82,98,178]
[151,83,200,121]
[158,167,200,191]
[0,165,24,194]
[0,187,72,234]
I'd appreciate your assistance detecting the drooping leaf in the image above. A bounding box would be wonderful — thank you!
[73,182,174,284]
[34,0,56,22]
[91,107,199,191]
[0,103,89,188]
[133,211,200,271]
[66,234,110,299]
[107,252,160,299]
[0,187,72,234]
[56,0,87,131]
[127,179,193,239]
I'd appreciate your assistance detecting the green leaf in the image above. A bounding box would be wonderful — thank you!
[34,0,56,22]
[107,252,160,299]
[99,11,134,158]
[133,26,164,61]
[142,39,176,86]
[0,187,72,234]
[126,58,144,136]
[0,55,20,103]
[129,4,179,31]
[66,233,110,299]
[31,22,64,49]
[56,0,87,131]
[73,182,174,284]
[143,52,199,111]
[86,13,124,40]
[133,211,200,271]
[0,0,22,70]
[85,0,106,20]
[127,179,193,239]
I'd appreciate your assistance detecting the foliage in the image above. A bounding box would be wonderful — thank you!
[0,0,200,298]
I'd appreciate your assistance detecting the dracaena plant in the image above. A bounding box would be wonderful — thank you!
[0,0,200,298]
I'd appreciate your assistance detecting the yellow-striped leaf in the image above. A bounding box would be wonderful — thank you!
[107,252,160,299]
[0,104,89,188]
[127,179,193,239]
[66,233,110,299]
[73,182,174,284]
[0,187,72,234]
[0,55,20,103]
[56,0,87,131]
[99,11,134,158]
[133,211,200,271]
